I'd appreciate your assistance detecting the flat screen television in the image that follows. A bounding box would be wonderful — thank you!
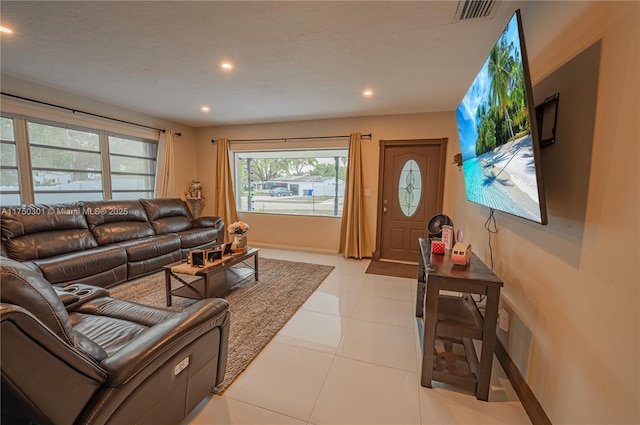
[456,10,548,224]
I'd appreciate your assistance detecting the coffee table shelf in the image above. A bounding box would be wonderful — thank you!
[164,247,259,306]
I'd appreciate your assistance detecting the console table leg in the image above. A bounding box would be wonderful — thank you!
[476,286,500,401]
[421,282,440,388]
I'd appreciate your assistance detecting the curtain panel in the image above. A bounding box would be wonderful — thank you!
[154,129,175,197]
[338,133,372,259]
[214,138,239,243]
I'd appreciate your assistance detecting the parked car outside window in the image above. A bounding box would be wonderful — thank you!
[269,187,293,197]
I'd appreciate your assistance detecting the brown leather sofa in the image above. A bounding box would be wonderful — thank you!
[1,256,230,425]
[0,198,223,288]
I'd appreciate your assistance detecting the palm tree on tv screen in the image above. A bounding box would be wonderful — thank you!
[488,37,516,141]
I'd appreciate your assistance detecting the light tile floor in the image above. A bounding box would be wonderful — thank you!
[184,247,531,425]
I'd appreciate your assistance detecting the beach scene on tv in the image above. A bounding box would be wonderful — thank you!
[456,14,543,223]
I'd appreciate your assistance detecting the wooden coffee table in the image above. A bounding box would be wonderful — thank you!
[164,248,259,306]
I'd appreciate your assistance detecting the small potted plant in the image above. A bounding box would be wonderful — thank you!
[228,221,249,253]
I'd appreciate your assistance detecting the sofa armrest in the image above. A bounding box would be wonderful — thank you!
[191,216,222,229]
[99,297,229,387]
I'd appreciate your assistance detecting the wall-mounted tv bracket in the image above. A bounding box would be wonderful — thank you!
[536,92,560,148]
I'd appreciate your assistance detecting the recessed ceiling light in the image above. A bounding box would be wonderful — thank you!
[201,106,210,112]
[0,26,13,34]
[221,62,233,70]
[363,89,374,97]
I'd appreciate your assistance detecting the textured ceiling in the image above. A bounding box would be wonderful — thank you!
[0,1,579,127]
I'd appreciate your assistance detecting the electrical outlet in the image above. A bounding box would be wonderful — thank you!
[498,308,510,332]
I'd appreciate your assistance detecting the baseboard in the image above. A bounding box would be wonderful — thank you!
[249,242,338,256]
[495,339,552,425]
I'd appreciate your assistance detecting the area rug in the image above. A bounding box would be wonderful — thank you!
[365,259,418,279]
[109,257,334,391]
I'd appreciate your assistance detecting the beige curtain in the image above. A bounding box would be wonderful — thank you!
[214,138,239,243]
[338,133,372,259]
[154,129,175,197]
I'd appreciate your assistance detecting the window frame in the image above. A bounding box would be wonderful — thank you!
[27,118,104,201]
[108,133,157,199]
[0,112,159,204]
[232,146,349,218]
[0,116,22,204]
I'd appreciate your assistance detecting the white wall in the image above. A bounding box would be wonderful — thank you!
[195,112,458,253]
[452,2,639,423]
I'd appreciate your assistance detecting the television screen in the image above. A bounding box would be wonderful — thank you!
[456,10,548,224]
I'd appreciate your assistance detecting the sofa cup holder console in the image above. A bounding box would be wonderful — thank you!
[57,284,109,309]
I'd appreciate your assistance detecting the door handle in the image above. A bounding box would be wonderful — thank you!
[383,206,388,213]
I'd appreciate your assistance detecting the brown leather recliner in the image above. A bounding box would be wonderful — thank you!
[0,257,230,425]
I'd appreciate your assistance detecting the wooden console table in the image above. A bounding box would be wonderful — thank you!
[416,238,503,401]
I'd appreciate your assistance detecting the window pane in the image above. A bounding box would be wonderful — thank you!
[398,159,422,217]
[0,193,21,204]
[34,192,103,203]
[0,169,19,190]
[109,136,157,158]
[111,174,155,191]
[235,149,348,217]
[112,191,154,200]
[108,136,157,196]
[1,117,15,141]
[28,122,100,151]
[0,117,20,202]
[30,146,102,170]
[28,121,103,202]
[33,170,102,191]
[0,142,17,166]
[110,156,156,174]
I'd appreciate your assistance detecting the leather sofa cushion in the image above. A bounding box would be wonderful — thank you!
[118,234,181,262]
[69,312,147,356]
[127,251,182,280]
[32,246,127,285]
[1,203,98,261]
[75,297,174,327]
[140,198,192,234]
[1,202,87,237]
[63,264,128,289]
[69,297,175,356]
[178,227,220,249]
[0,257,76,345]
[84,200,154,245]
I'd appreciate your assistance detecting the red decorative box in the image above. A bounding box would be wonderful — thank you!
[431,240,445,255]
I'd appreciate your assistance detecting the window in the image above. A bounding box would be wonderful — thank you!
[0,117,21,204]
[28,121,103,203]
[0,113,158,204]
[109,136,157,200]
[398,159,422,217]
[235,149,348,217]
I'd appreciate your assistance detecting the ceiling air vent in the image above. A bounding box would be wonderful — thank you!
[454,0,497,21]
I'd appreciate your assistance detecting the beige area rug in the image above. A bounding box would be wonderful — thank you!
[109,257,334,392]
[365,259,418,279]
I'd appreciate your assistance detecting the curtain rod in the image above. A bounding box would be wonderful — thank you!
[213,133,372,143]
[1,92,171,134]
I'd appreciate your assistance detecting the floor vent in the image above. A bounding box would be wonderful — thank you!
[455,0,497,21]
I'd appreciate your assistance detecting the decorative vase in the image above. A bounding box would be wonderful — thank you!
[231,234,248,253]
[188,179,203,199]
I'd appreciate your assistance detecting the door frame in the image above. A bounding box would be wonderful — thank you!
[373,138,448,261]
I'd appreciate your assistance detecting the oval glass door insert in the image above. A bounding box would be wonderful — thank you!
[398,159,422,217]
